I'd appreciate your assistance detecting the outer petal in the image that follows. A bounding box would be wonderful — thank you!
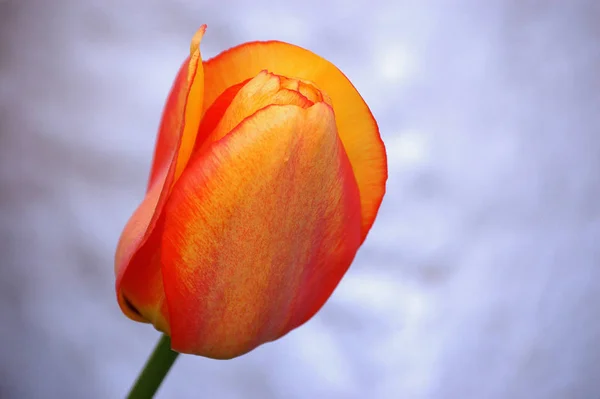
[147,59,189,190]
[161,103,362,358]
[147,26,208,190]
[203,41,387,241]
[114,26,207,325]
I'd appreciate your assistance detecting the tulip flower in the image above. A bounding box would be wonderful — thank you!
[115,25,387,362]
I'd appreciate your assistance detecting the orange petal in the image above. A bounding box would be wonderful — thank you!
[147,25,208,190]
[114,176,165,323]
[203,41,387,241]
[173,26,207,182]
[147,59,189,191]
[114,25,208,327]
[192,79,249,156]
[161,103,362,358]
[193,71,313,156]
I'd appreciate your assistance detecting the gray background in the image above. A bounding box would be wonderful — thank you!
[1,0,599,398]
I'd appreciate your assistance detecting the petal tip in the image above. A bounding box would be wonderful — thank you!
[190,24,207,55]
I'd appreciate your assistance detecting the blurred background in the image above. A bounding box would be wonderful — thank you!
[1,0,599,398]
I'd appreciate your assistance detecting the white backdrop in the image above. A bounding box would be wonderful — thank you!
[1,1,599,398]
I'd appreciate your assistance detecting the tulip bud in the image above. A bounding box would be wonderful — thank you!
[115,25,387,359]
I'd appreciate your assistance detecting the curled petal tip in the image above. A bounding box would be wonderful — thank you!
[190,25,207,55]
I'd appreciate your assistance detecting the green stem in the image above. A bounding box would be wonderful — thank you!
[127,334,180,399]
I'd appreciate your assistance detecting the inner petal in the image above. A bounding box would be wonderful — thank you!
[192,71,316,157]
